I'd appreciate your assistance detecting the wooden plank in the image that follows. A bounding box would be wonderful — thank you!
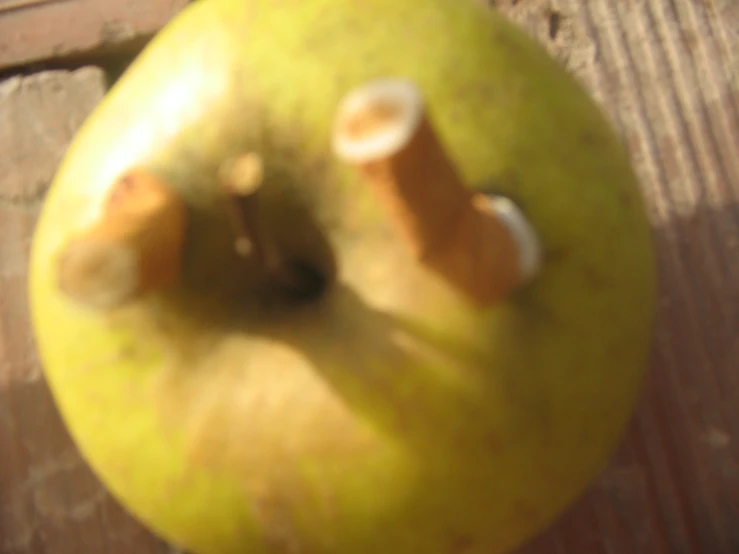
[0,0,189,72]
[505,0,739,552]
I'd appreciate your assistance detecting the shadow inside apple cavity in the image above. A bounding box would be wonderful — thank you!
[160,151,341,309]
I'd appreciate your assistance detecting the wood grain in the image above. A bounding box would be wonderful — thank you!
[0,1,737,553]
[502,1,739,552]
[0,0,190,72]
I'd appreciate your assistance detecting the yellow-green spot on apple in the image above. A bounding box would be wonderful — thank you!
[28,0,656,553]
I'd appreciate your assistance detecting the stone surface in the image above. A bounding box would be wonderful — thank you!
[0,66,174,554]
[0,67,106,208]
[0,68,107,387]
[0,0,190,72]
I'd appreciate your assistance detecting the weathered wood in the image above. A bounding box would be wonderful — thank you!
[506,0,739,552]
[0,0,189,72]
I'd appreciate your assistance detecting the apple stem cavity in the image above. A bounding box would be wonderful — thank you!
[332,78,542,306]
[220,152,266,258]
[56,169,187,311]
[219,153,324,299]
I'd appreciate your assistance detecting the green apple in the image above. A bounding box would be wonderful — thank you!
[28,0,656,553]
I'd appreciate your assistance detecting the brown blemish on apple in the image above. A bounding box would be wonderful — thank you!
[449,534,474,553]
[580,129,602,147]
[512,501,539,524]
[332,78,541,307]
[545,246,569,265]
[583,266,606,288]
[488,432,503,454]
[56,169,187,311]
[253,490,304,554]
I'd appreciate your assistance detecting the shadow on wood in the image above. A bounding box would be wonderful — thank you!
[515,200,739,554]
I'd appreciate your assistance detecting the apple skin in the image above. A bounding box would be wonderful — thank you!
[28,1,656,553]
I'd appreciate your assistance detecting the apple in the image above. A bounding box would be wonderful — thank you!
[28,0,656,553]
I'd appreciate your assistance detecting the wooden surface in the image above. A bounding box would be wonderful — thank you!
[1,0,737,552]
[0,0,189,72]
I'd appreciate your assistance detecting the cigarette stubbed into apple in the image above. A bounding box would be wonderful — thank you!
[332,78,542,306]
[56,169,187,310]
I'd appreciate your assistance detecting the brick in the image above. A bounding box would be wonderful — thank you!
[0,66,107,203]
[0,0,190,72]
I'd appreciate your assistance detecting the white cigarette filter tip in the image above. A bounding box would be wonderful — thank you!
[484,195,542,282]
[58,239,140,310]
[332,78,424,164]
